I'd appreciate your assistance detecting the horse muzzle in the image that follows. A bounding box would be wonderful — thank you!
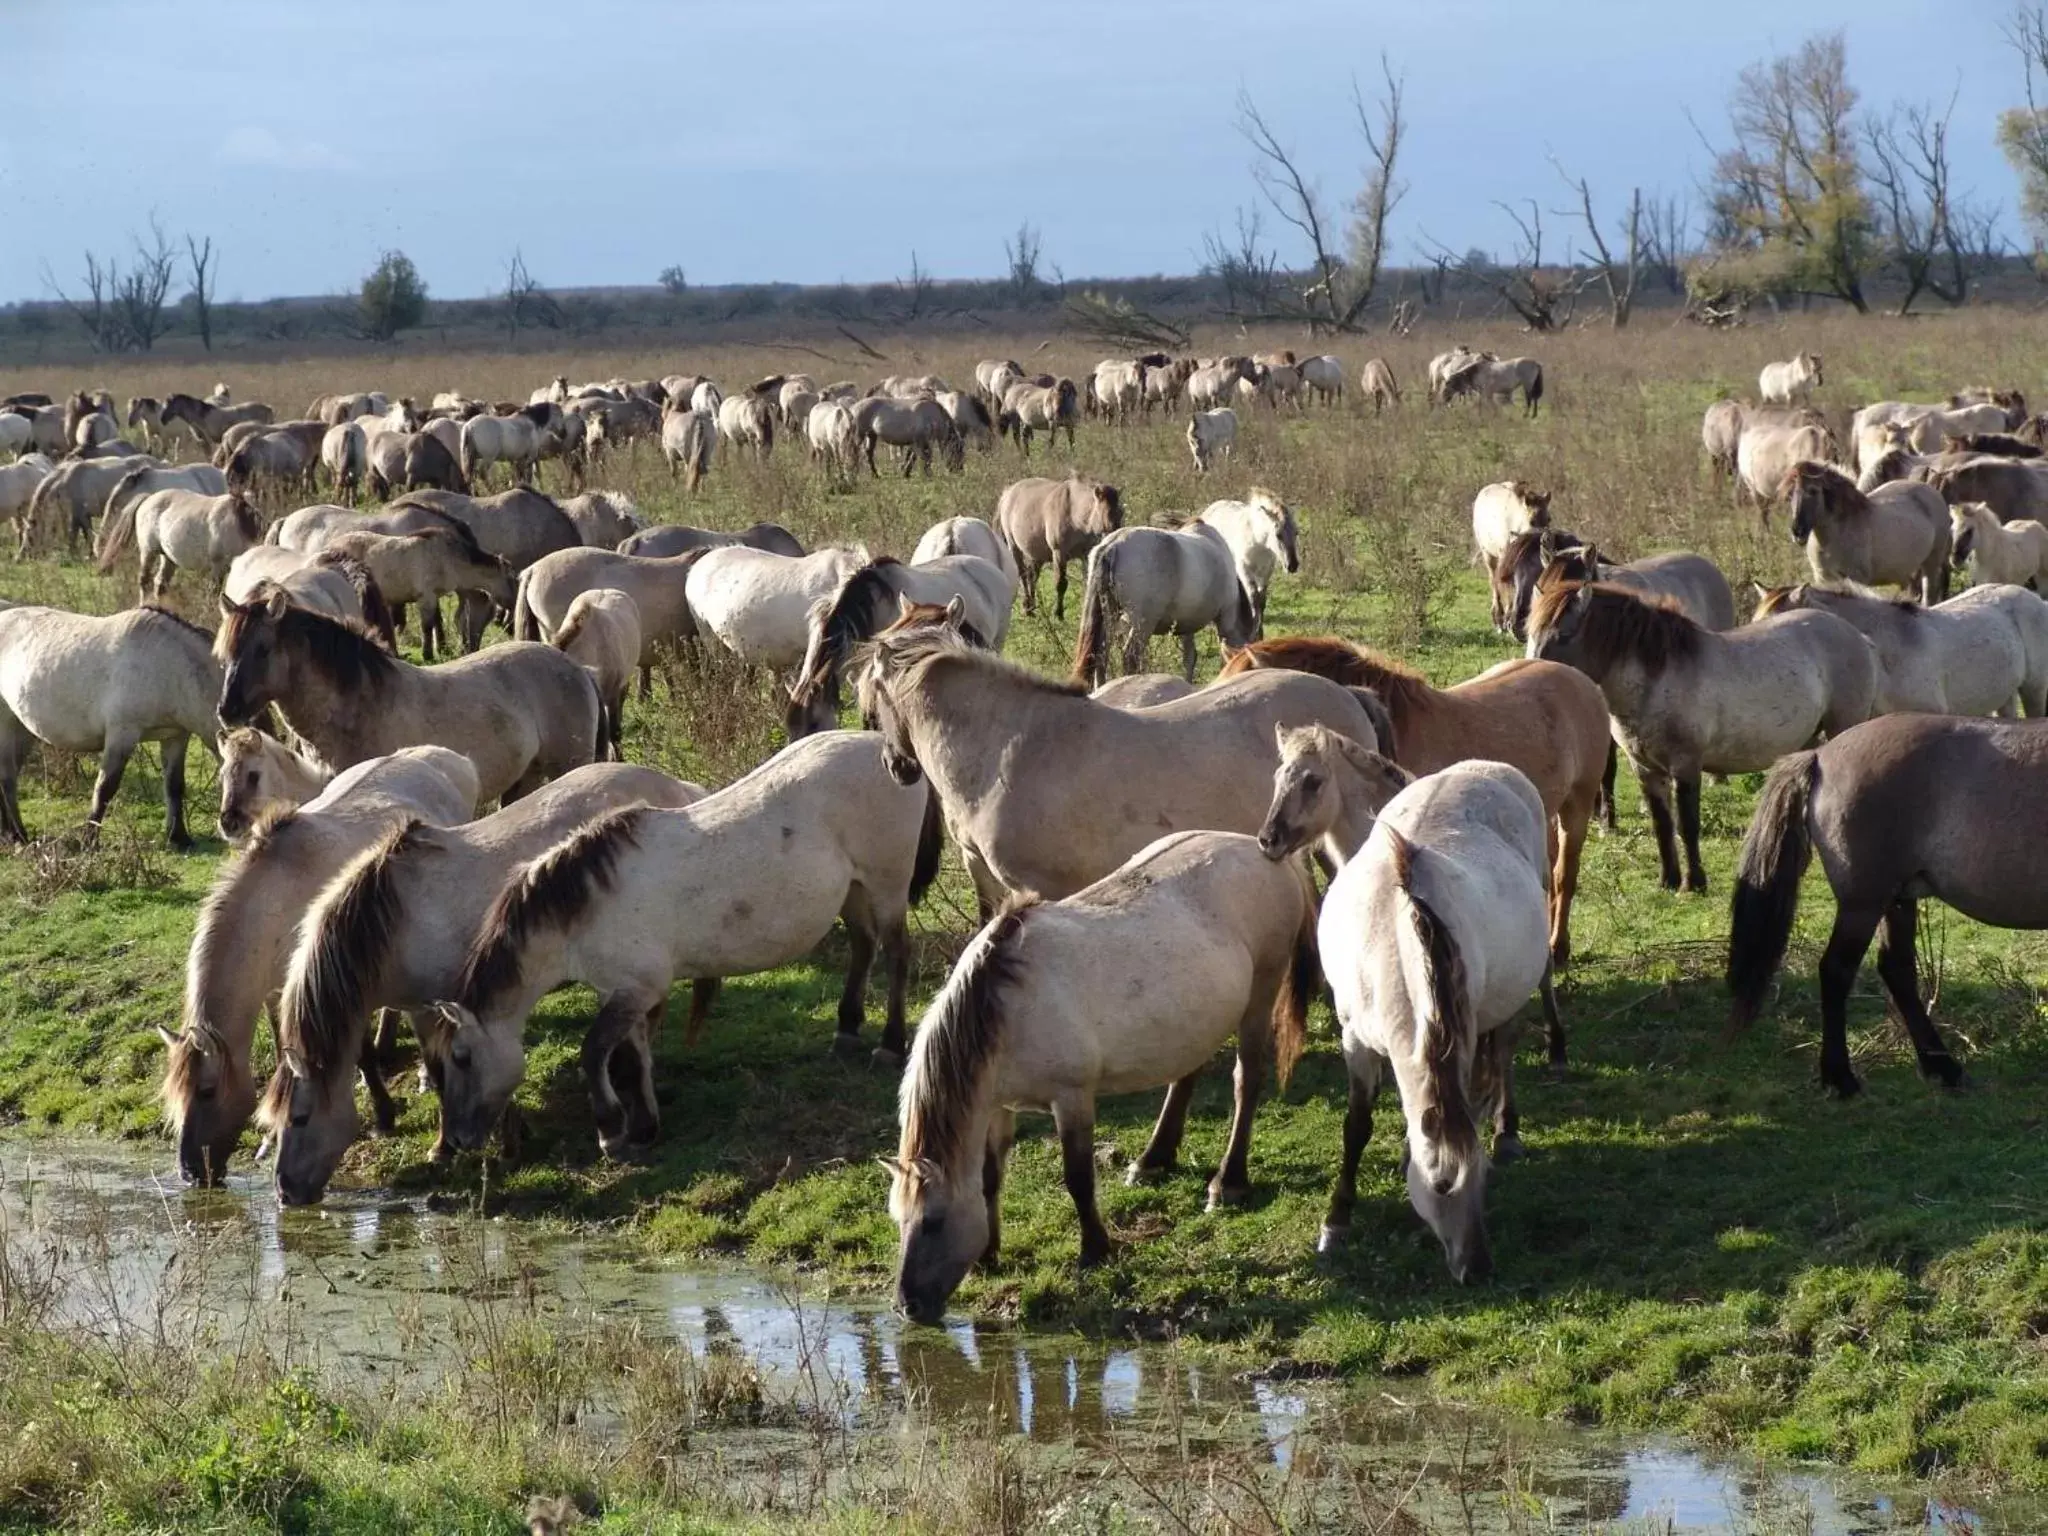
[880,746,923,787]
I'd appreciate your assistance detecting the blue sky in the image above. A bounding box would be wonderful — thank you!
[0,1,2027,304]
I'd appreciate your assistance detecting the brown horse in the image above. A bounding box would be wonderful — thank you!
[1725,713,2048,1096]
[1220,635,1608,965]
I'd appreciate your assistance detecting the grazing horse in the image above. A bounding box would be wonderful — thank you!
[1750,582,2048,718]
[262,765,708,1204]
[459,406,555,486]
[0,605,223,845]
[551,589,641,759]
[995,475,1123,619]
[429,734,942,1164]
[19,453,155,556]
[515,543,708,697]
[555,491,644,549]
[910,515,1019,587]
[1759,351,1823,405]
[97,489,263,599]
[1925,456,2048,528]
[1784,460,1951,603]
[1492,532,1736,641]
[318,529,514,661]
[1260,746,1559,1282]
[1222,635,1607,966]
[1186,408,1237,471]
[716,393,777,459]
[806,399,862,482]
[320,422,367,501]
[1441,353,1544,415]
[852,625,1391,909]
[1071,491,1298,683]
[684,545,868,671]
[1950,501,2048,590]
[787,554,1014,736]
[849,396,958,476]
[1001,378,1081,454]
[215,593,600,804]
[1527,576,1878,893]
[161,745,481,1184]
[1472,482,1551,606]
[1737,416,1834,516]
[1725,715,2048,1095]
[888,831,1319,1320]
[160,392,274,447]
[1360,357,1401,413]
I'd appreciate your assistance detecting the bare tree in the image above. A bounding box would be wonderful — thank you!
[897,250,934,322]
[1639,194,1692,294]
[2000,7,2048,259]
[42,253,123,352]
[184,234,217,352]
[1003,222,1044,303]
[1199,206,1281,316]
[501,249,558,342]
[1234,55,1407,332]
[1555,160,1642,326]
[1438,202,1579,331]
[1863,96,1971,312]
[115,219,178,352]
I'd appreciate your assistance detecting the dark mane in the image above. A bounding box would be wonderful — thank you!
[1784,460,1868,516]
[901,901,1036,1170]
[1387,829,1479,1164]
[218,601,399,688]
[386,495,492,561]
[459,806,648,1014]
[1220,635,1438,729]
[136,603,214,644]
[281,818,434,1081]
[229,496,262,542]
[795,560,905,704]
[1529,577,1704,674]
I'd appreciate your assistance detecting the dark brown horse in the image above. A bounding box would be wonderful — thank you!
[1726,713,2048,1096]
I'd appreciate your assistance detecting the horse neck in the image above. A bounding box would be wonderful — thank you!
[277,746,331,801]
[272,653,371,767]
[906,661,1065,801]
[185,856,297,1068]
[1320,756,1390,869]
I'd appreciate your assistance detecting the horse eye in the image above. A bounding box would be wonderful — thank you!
[921,1213,946,1237]
[1301,773,1321,792]
[196,1084,216,1101]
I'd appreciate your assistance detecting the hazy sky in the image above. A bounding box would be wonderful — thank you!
[0,1,2027,304]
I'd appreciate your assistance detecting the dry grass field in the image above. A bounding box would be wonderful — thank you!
[7,306,2048,1524]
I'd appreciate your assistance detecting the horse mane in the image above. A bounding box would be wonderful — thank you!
[1386,829,1479,1165]
[229,496,262,542]
[879,598,989,649]
[1784,459,1868,514]
[795,558,908,703]
[1528,577,1704,673]
[459,806,648,1014]
[900,900,1037,1172]
[136,604,214,645]
[878,627,1089,699]
[1221,636,1439,724]
[219,601,398,688]
[280,817,434,1083]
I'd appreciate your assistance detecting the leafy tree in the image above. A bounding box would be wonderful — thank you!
[359,250,427,341]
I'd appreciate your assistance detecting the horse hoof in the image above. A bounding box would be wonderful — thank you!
[1124,1163,1171,1188]
[1206,1183,1250,1212]
[1493,1134,1527,1164]
[1315,1224,1350,1255]
[829,1033,864,1061]
[1930,1059,1969,1091]
[1549,941,1572,969]
[870,1047,906,1072]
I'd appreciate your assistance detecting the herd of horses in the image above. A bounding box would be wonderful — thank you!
[4,344,2047,1325]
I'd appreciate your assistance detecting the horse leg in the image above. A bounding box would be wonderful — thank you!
[1550,796,1591,968]
[1050,559,1066,620]
[1021,561,1041,617]
[85,733,139,841]
[582,995,647,1156]
[1320,1045,1382,1252]
[1675,774,1708,894]
[619,1004,662,1145]
[359,1034,399,1136]
[1128,1072,1199,1185]
[683,977,721,1046]
[1120,627,1148,679]
[875,917,911,1067]
[1638,769,1682,891]
[1596,741,1620,830]
[832,919,878,1057]
[1210,1030,1267,1209]
[1817,904,1882,1098]
[372,1008,403,1069]
[1485,1027,1527,1161]
[420,595,440,662]
[161,732,192,849]
[1875,899,1966,1088]
[1052,1097,1112,1267]
[0,715,28,843]
[1179,631,1198,682]
[981,1107,1017,1267]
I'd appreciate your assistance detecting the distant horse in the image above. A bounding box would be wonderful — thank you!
[618,520,804,560]
[1783,460,1950,603]
[1441,353,1543,415]
[1759,351,1823,406]
[97,489,263,600]
[995,475,1123,619]
[1492,532,1735,641]
[849,396,958,476]
[1725,715,2048,1095]
[888,830,1319,1320]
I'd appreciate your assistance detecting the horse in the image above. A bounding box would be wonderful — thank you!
[1260,746,1558,1282]
[1924,455,2048,527]
[1492,531,1737,641]
[424,734,942,1173]
[555,491,643,549]
[160,393,274,447]
[388,487,581,649]
[1186,408,1236,471]
[1441,353,1544,415]
[1725,714,2048,1096]
[888,830,1319,1320]
[658,405,717,490]
[0,456,54,545]
[1750,582,2048,718]
[1222,635,1608,966]
[0,605,223,846]
[716,393,776,460]
[217,726,333,840]
[787,555,1014,736]
[215,592,600,804]
[1951,501,2048,590]
[1700,399,1747,485]
[365,430,467,499]
[685,545,869,672]
[1089,673,1197,707]
[853,624,1391,910]
[1759,352,1823,406]
[849,396,959,476]
[1071,492,1298,684]
[1950,386,2029,427]
[551,589,641,758]
[1359,357,1401,414]
[1738,416,1836,515]
[805,399,862,482]
[1527,576,1878,893]
[910,516,1019,588]
[318,529,514,661]
[1091,359,1144,422]
[514,545,707,697]
[1471,481,1551,582]
[994,475,1124,620]
[224,553,397,648]
[1784,460,1951,603]
[933,390,995,451]
[262,764,708,1204]
[319,422,367,501]
[19,453,155,556]
[1001,379,1081,455]
[97,462,229,531]
[162,745,481,1184]
[460,406,554,486]
[618,521,805,560]
[96,489,263,600]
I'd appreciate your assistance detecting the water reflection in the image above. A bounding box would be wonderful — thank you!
[0,1138,2033,1534]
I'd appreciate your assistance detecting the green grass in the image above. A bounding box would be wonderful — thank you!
[6,315,2048,1496]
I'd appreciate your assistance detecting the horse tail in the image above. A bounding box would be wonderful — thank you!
[1390,829,1480,1184]
[1727,749,1819,1030]
[512,568,540,641]
[96,492,139,571]
[458,427,481,484]
[1526,363,1544,414]
[1070,542,1115,685]
[909,782,946,906]
[1271,859,1322,1087]
[350,563,399,651]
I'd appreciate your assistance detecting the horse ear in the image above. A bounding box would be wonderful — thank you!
[944,595,965,626]
[281,1046,309,1080]
[154,1025,179,1050]
[263,587,289,621]
[876,1155,907,1180]
[218,595,240,622]
[1582,543,1600,568]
